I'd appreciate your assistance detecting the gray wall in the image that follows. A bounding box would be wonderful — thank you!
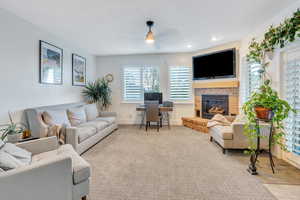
[0,9,97,124]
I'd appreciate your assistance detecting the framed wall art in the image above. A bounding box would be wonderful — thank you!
[39,40,63,85]
[72,54,86,86]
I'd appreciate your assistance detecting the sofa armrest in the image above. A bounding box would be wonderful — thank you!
[65,127,79,151]
[0,155,73,200]
[16,136,58,155]
[99,111,117,117]
[231,121,271,136]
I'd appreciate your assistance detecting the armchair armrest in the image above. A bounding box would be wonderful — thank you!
[16,136,58,155]
[99,111,117,117]
[65,127,79,151]
[0,155,73,200]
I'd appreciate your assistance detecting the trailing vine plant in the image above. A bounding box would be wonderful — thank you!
[243,9,300,154]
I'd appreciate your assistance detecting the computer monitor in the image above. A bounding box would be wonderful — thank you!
[144,92,163,104]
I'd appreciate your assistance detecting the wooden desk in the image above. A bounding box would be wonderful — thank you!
[136,104,173,128]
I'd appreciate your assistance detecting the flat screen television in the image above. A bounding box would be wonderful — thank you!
[193,48,236,80]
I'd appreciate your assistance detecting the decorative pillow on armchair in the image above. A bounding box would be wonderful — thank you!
[67,106,87,126]
[0,143,32,171]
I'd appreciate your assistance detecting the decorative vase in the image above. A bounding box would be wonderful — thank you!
[7,133,23,143]
[254,106,271,120]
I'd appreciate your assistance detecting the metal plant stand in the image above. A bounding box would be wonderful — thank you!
[247,118,275,175]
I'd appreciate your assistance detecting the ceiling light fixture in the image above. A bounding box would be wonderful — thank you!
[211,36,218,42]
[145,20,155,44]
[187,44,192,48]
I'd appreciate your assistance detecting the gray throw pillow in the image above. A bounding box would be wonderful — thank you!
[0,151,27,171]
[1,143,32,165]
[0,140,4,149]
[85,104,99,121]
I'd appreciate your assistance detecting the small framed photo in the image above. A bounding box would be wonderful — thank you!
[72,54,86,86]
[39,40,63,85]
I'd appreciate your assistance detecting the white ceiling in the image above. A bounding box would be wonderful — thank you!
[0,0,297,55]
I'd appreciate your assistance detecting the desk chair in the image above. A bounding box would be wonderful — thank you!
[145,101,161,131]
[162,101,173,129]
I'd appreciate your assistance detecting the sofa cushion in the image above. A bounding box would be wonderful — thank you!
[211,125,233,140]
[58,145,91,184]
[80,120,109,132]
[43,109,71,127]
[96,116,116,125]
[84,104,98,121]
[76,126,97,143]
[67,106,87,126]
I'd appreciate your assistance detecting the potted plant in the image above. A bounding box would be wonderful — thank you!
[243,79,295,152]
[0,112,26,143]
[82,77,112,110]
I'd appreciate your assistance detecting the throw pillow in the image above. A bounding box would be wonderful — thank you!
[0,140,4,149]
[85,104,99,121]
[42,109,71,127]
[1,143,32,165]
[67,106,87,126]
[0,151,26,170]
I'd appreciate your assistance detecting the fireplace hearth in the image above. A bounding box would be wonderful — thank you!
[202,95,229,119]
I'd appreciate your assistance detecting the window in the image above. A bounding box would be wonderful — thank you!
[122,66,159,101]
[169,66,192,101]
[284,50,300,155]
[248,62,263,98]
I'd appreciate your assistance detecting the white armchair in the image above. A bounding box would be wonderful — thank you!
[0,136,90,200]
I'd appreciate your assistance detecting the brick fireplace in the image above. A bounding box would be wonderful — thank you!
[202,95,229,119]
[194,87,239,118]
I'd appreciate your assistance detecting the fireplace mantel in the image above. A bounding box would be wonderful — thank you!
[192,80,239,89]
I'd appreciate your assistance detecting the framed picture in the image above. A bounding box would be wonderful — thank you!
[72,54,86,86]
[39,40,63,85]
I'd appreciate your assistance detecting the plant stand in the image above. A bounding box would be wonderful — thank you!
[247,119,275,175]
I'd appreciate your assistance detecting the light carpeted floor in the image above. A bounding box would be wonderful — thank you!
[82,125,277,200]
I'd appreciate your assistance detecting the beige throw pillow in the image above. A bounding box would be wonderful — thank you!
[67,106,87,126]
[85,104,99,121]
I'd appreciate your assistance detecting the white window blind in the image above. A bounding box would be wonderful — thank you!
[169,66,192,101]
[248,62,263,98]
[122,66,159,101]
[284,51,300,155]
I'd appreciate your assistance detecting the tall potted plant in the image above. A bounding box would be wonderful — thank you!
[82,77,112,110]
[243,9,300,155]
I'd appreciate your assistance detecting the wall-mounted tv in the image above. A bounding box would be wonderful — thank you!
[193,48,236,80]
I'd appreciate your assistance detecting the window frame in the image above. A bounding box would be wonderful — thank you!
[168,66,193,102]
[122,65,160,103]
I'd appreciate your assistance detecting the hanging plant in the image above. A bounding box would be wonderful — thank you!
[243,9,300,154]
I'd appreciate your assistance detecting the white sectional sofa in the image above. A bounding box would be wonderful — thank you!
[25,102,118,154]
[0,136,90,200]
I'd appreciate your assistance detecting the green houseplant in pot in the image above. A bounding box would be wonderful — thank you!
[242,79,294,153]
[82,77,112,110]
[242,9,300,174]
[243,8,300,153]
[0,112,25,143]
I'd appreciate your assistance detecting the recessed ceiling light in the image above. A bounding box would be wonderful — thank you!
[187,44,192,48]
[211,36,218,42]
